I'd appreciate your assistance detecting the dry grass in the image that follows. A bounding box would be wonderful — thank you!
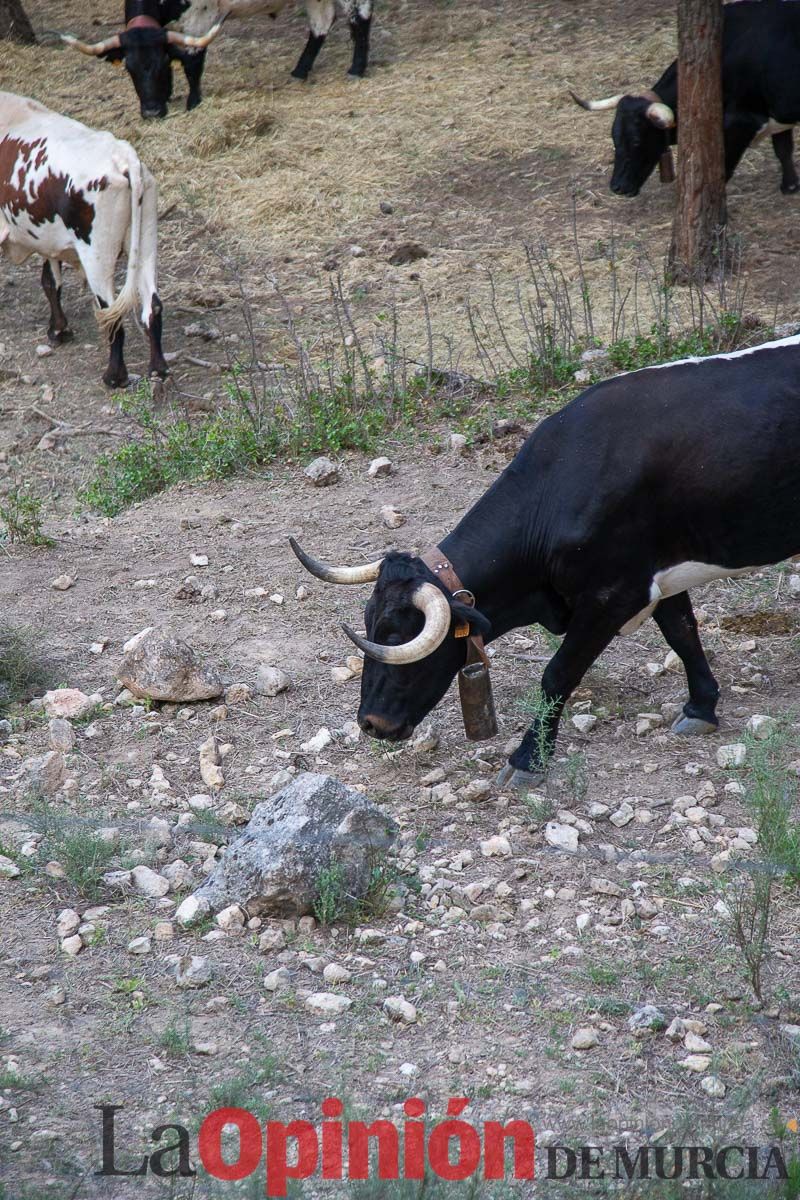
[2,0,798,368]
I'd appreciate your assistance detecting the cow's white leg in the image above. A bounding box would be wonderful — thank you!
[40,259,72,345]
[292,0,336,79]
[135,168,167,379]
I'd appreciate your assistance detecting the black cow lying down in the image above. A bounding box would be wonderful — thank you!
[572,0,800,197]
[292,333,800,789]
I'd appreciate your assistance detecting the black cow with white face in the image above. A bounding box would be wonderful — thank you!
[61,0,375,121]
[572,0,800,197]
[292,332,800,789]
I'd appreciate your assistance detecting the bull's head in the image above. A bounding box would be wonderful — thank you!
[290,539,491,742]
[60,20,225,120]
[570,90,675,197]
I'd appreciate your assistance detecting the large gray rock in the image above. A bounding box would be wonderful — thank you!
[117,628,223,703]
[191,773,398,917]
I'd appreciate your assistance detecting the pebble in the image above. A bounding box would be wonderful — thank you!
[56,909,80,939]
[50,574,75,591]
[0,855,20,879]
[746,714,776,740]
[301,727,332,754]
[255,666,292,697]
[717,744,747,768]
[258,926,287,953]
[684,1031,712,1054]
[154,921,174,942]
[128,936,152,955]
[700,1075,726,1098]
[216,904,245,933]
[609,802,634,827]
[381,505,406,529]
[628,1005,666,1034]
[545,821,579,852]
[132,865,170,898]
[323,963,352,985]
[383,996,417,1024]
[264,967,292,992]
[304,457,340,487]
[460,779,492,803]
[480,835,511,857]
[60,935,83,956]
[175,955,212,989]
[368,457,393,477]
[42,689,94,720]
[680,1054,712,1073]
[571,1027,599,1050]
[306,992,352,1016]
[48,718,76,753]
[571,713,597,734]
[175,894,210,927]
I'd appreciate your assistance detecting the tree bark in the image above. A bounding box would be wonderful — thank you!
[668,0,727,283]
[0,0,35,43]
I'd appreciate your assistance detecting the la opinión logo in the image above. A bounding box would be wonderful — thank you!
[96,1098,536,1195]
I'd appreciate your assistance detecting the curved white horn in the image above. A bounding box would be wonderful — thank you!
[570,89,624,112]
[342,582,452,665]
[60,33,121,56]
[167,16,227,50]
[289,537,383,585]
[645,102,675,129]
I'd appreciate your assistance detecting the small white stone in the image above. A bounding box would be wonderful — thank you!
[216,904,245,932]
[480,835,511,858]
[323,962,352,984]
[190,554,209,567]
[380,505,406,529]
[571,1027,598,1050]
[609,802,635,827]
[301,727,332,755]
[305,992,352,1016]
[264,967,292,992]
[56,908,80,938]
[571,713,597,734]
[368,456,393,477]
[700,1075,726,1098]
[383,996,417,1024]
[255,666,292,697]
[717,744,747,769]
[128,936,152,955]
[679,1054,712,1073]
[684,1031,712,1054]
[131,865,170,898]
[175,894,210,927]
[51,574,75,591]
[175,955,212,989]
[0,855,20,879]
[60,934,83,956]
[545,822,579,852]
[746,714,777,740]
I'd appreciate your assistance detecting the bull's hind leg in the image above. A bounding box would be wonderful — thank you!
[41,261,72,345]
[97,299,128,389]
[772,129,799,194]
[137,169,168,380]
[292,0,335,79]
[498,588,642,790]
[347,0,372,77]
[652,591,720,734]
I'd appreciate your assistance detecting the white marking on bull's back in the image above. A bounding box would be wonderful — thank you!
[623,331,800,377]
[619,561,757,636]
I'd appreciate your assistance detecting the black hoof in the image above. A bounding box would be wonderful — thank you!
[496,762,546,791]
[48,328,73,346]
[671,714,718,736]
[781,181,800,194]
[102,371,129,389]
[347,66,366,78]
[290,68,310,81]
[186,96,202,112]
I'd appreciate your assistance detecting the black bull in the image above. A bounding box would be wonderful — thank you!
[292,334,800,789]
[573,0,800,197]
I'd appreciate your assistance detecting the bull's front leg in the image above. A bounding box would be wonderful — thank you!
[180,48,207,111]
[41,261,72,345]
[771,129,799,194]
[497,590,643,791]
[652,591,720,734]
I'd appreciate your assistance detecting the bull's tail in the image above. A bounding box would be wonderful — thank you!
[95,151,144,338]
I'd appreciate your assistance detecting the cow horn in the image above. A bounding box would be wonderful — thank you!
[645,101,676,129]
[342,582,452,665]
[570,89,624,112]
[289,536,383,585]
[60,32,121,56]
[166,15,227,50]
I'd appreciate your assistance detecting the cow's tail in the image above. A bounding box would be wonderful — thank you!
[95,151,144,338]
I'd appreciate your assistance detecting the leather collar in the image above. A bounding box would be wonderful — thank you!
[421,546,489,668]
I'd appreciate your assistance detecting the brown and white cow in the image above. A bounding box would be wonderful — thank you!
[0,92,166,387]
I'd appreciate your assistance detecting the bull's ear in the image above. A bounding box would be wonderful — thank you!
[450,600,491,640]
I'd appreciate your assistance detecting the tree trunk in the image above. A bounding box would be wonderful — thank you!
[668,0,726,283]
[0,0,35,43]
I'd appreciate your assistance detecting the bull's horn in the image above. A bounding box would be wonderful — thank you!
[570,89,624,112]
[167,15,227,50]
[342,582,451,665]
[60,32,121,56]
[645,101,675,129]
[289,536,383,585]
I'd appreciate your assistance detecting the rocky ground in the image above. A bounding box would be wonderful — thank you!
[1,440,800,1198]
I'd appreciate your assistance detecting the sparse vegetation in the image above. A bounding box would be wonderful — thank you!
[0,623,52,712]
[313,854,399,926]
[0,486,52,547]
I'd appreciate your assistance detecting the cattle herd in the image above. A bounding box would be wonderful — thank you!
[2,0,800,784]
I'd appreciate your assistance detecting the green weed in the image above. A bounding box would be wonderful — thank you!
[0,487,52,546]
